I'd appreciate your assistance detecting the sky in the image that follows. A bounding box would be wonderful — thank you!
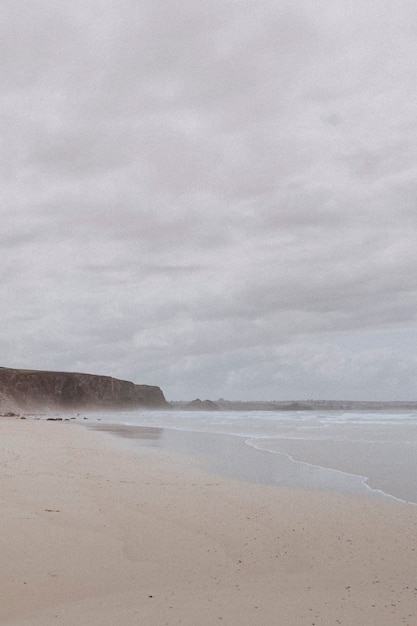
[2,0,417,401]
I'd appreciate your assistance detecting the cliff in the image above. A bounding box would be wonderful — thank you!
[0,367,169,411]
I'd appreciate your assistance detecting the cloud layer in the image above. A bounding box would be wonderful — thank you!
[2,1,417,400]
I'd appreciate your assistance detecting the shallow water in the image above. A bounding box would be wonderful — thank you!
[77,409,417,505]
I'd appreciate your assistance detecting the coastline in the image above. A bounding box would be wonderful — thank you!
[89,422,406,503]
[1,417,417,625]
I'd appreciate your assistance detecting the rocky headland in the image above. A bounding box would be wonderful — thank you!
[0,367,169,412]
[179,398,221,411]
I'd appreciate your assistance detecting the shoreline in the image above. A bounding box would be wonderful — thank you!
[1,417,417,625]
[88,421,416,505]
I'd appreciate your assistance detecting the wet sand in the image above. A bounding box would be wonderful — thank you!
[1,417,417,625]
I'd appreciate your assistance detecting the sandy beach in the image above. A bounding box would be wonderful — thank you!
[1,417,417,625]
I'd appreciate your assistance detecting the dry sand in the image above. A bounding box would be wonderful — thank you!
[1,417,417,625]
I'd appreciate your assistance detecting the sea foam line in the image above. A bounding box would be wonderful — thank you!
[244,437,417,507]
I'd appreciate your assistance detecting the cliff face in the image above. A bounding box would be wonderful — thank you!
[0,367,169,411]
[134,384,167,408]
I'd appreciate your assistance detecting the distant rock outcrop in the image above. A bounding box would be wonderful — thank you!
[0,367,169,411]
[182,398,220,411]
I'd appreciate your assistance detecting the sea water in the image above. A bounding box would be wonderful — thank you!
[81,409,417,505]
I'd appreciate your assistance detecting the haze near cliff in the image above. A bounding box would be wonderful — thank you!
[2,1,417,401]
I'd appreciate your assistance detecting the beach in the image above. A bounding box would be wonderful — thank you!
[1,416,417,625]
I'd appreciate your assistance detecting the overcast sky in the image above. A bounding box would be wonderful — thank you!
[2,1,417,401]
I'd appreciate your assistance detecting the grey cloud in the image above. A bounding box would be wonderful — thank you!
[2,1,417,400]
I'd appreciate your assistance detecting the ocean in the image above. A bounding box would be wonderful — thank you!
[76,409,417,505]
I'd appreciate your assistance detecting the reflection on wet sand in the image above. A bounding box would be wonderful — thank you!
[89,423,163,443]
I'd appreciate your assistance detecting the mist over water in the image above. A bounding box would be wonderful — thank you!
[86,409,417,505]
